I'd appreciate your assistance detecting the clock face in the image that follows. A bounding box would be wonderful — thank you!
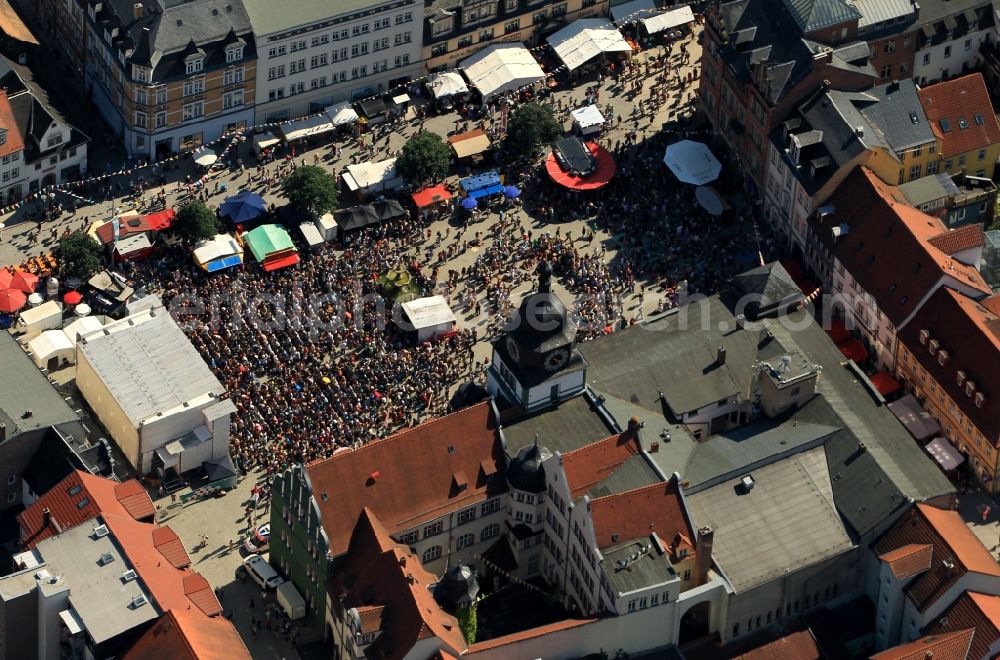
[506,336,521,363]
[543,348,570,372]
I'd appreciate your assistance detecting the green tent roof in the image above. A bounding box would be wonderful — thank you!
[244,224,296,262]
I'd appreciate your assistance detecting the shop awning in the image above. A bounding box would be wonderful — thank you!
[887,394,941,440]
[548,19,632,71]
[870,371,901,397]
[925,436,964,471]
[205,255,243,272]
[280,114,335,141]
[262,253,301,272]
[643,5,695,33]
[412,184,454,208]
[253,132,280,152]
[611,0,655,24]
[826,318,851,344]
[838,338,868,363]
[327,101,360,126]
[115,233,152,256]
[460,43,546,100]
[450,129,492,158]
[59,609,84,636]
[392,93,411,106]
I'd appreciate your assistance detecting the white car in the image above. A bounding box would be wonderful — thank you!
[238,554,284,590]
[243,524,270,554]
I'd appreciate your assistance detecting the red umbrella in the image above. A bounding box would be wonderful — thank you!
[0,269,11,290]
[10,270,39,294]
[0,288,27,313]
[63,291,83,305]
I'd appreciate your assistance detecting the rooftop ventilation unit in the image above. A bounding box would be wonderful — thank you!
[93,524,109,538]
[99,552,115,566]
[122,570,137,582]
[741,475,756,491]
[130,595,147,608]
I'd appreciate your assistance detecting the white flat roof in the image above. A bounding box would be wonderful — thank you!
[548,19,632,71]
[399,295,457,329]
[460,43,546,99]
[77,309,224,427]
[643,5,695,33]
[571,105,605,128]
[343,158,399,191]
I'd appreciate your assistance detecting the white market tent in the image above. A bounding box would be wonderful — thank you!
[280,114,335,141]
[611,0,656,24]
[663,140,722,185]
[548,19,633,72]
[571,105,605,135]
[427,71,470,99]
[252,131,280,155]
[193,234,244,270]
[343,158,403,196]
[62,316,104,345]
[644,5,696,33]
[399,295,457,343]
[460,44,546,101]
[28,330,75,369]
[327,101,360,126]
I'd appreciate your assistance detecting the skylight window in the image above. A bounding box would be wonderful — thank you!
[958,117,969,129]
[67,485,82,496]
[909,112,919,124]
[975,114,985,125]
[940,118,952,133]
[77,497,91,509]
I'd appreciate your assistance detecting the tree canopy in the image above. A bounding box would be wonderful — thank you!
[281,165,339,216]
[56,232,103,280]
[172,199,220,245]
[502,103,563,162]
[395,131,452,188]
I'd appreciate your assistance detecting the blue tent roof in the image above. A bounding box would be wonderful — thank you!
[459,171,501,194]
[220,191,267,223]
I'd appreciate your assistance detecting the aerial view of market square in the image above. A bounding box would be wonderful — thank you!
[0,0,998,657]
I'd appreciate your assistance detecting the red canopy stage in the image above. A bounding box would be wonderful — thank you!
[545,142,616,191]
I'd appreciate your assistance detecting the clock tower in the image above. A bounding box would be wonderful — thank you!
[486,261,588,413]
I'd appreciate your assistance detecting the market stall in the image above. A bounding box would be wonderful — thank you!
[253,131,281,156]
[449,129,493,163]
[28,329,74,370]
[342,158,403,198]
[398,295,458,343]
[279,114,336,142]
[327,101,360,127]
[193,233,245,273]
[547,19,633,72]
[427,71,469,110]
[243,224,300,272]
[571,105,605,136]
[459,171,503,199]
[460,44,546,102]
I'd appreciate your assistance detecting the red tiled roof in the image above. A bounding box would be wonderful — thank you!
[819,168,991,326]
[918,73,1000,159]
[562,431,641,500]
[927,225,986,256]
[357,604,385,633]
[152,526,192,569]
[879,543,933,580]
[589,476,695,552]
[928,593,1000,660]
[733,630,821,660]
[875,504,1000,612]
[898,287,1000,441]
[18,471,153,549]
[0,90,24,158]
[102,513,221,617]
[982,295,1000,317]
[124,609,250,660]
[871,629,975,660]
[307,402,503,557]
[464,617,598,653]
[331,509,466,660]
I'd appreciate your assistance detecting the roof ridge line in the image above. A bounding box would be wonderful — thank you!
[589,476,673,504]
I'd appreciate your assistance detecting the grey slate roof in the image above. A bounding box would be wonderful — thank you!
[852,0,916,29]
[0,332,79,440]
[601,539,677,594]
[243,0,391,35]
[781,0,862,32]
[898,173,957,207]
[855,80,935,153]
[686,446,855,593]
[587,455,663,499]
[502,393,616,456]
[915,0,994,27]
[77,312,224,427]
[732,262,805,318]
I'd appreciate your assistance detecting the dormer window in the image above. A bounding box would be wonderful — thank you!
[0,132,7,146]
[226,46,244,63]
[186,56,204,75]
[957,370,967,387]
[938,350,949,366]
[132,65,150,82]
[928,339,939,356]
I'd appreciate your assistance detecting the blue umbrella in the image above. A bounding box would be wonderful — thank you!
[503,185,521,199]
[461,197,478,210]
[220,191,268,223]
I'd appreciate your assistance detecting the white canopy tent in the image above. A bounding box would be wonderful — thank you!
[427,71,470,99]
[460,44,546,101]
[193,149,218,167]
[571,105,605,135]
[193,234,244,269]
[643,5,695,33]
[326,101,360,126]
[548,19,633,71]
[663,140,722,185]
[343,158,403,196]
[399,295,458,343]
[611,0,656,24]
[252,132,280,155]
[28,330,75,369]
[62,316,104,345]
[280,114,335,141]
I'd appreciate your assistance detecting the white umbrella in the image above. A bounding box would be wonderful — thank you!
[74,303,92,317]
[194,151,218,167]
[663,140,722,185]
[695,186,725,216]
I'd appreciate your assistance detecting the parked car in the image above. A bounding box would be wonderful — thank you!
[237,554,284,590]
[243,523,270,554]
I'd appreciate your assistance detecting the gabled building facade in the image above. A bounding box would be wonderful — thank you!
[917,72,1000,180]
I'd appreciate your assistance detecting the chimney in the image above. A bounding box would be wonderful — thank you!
[43,508,51,527]
[0,423,5,443]
[693,526,715,587]
[627,416,642,439]
[716,346,727,366]
[649,441,659,453]
[406,573,415,584]
[855,126,865,138]
[133,2,143,20]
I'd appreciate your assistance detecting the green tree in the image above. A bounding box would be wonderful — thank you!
[456,604,478,644]
[56,232,102,280]
[502,103,563,163]
[281,165,339,216]
[395,130,451,188]
[172,199,220,245]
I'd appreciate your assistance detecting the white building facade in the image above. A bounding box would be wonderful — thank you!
[245,0,424,125]
[913,6,998,85]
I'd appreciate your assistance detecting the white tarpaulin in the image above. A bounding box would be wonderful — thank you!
[326,102,359,126]
[399,295,457,342]
[612,0,656,24]
[343,158,402,193]
[663,140,722,185]
[193,150,218,166]
[427,71,469,99]
[193,234,243,265]
[28,330,74,368]
[253,132,280,154]
[643,5,695,33]
[548,19,633,71]
[280,114,335,141]
[925,437,964,471]
[460,44,546,100]
[62,316,103,345]
[571,105,605,130]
